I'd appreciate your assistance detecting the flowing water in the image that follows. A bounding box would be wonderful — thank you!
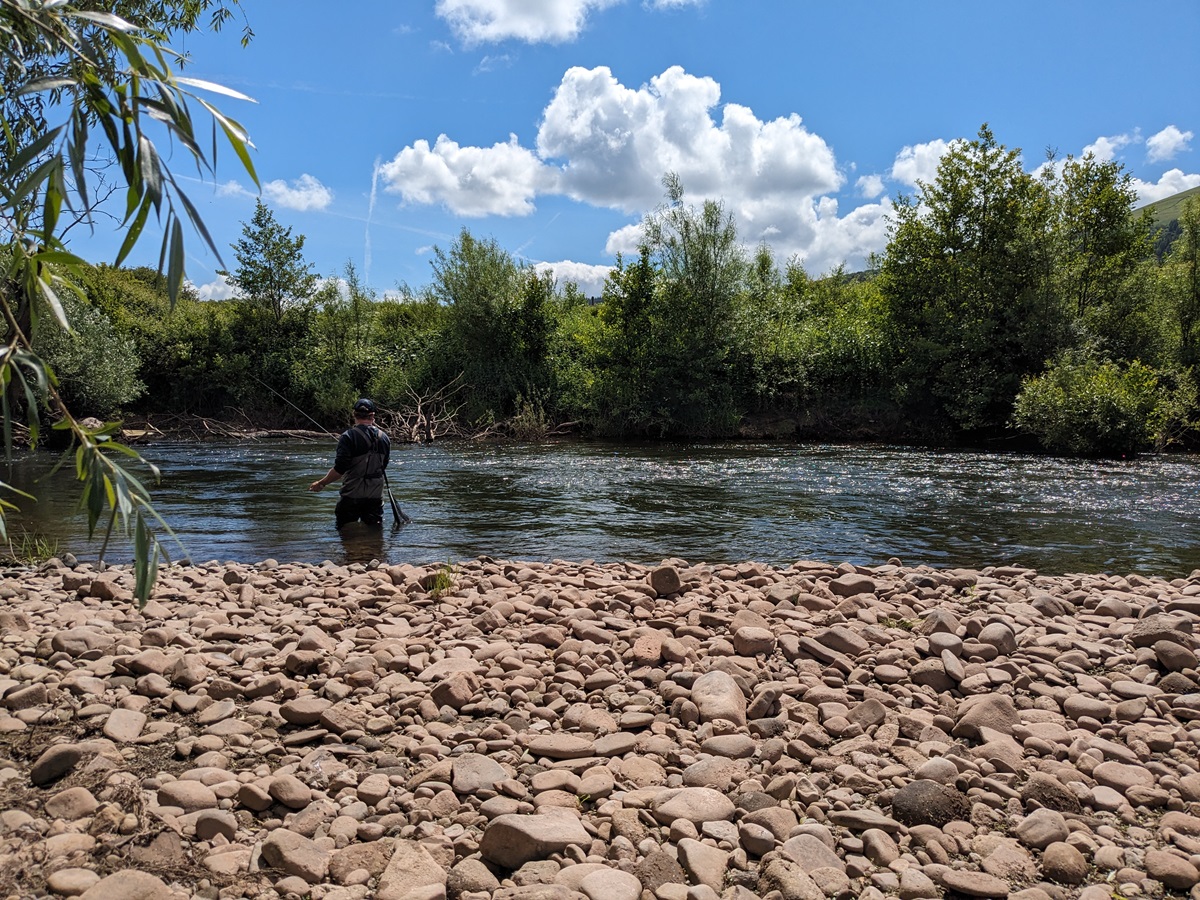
[3,440,1198,576]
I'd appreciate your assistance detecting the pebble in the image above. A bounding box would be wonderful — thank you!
[0,556,1195,899]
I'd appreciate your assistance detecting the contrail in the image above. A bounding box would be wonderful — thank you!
[365,157,381,284]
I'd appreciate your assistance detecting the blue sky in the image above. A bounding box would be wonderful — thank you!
[84,0,1200,299]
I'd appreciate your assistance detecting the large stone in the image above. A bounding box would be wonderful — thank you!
[1020,772,1081,814]
[758,857,825,900]
[650,787,736,825]
[1128,614,1193,649]
[780,834,842,872]
[1092,761,1154,795]
[1042,841,1089,885]
[677,837,730,891]
[828,573,877,597]
[268,773,313,809]
[355,773,392,806]
[1013,807,1069,850]
[448,858,501,897]
[156,780,218,812]
[1154,639,1198,671]
[375,839,448,900]
[51,627,114,658]
[1063,694,1111,721]
[480,813,592,869]
[526,734,595,760]
[649,565,682,595]
[1144,849,1200,890]
[976,622,1017,655]
[30,744,84,786]
[690,670,747,726]
[78,870,172,900]
[260,829,330,883]
[102,708,147,743]
[633,850,687,892]
[279,696,331,725]
[937,868,1010,898]
[431,671,479,710]
[890,780,971,828]
[46,869,100,896]
[733,626,776,656]
[328,839,396,883]
[579,868,641,900]
[953,694,1019,740]
[45,786,99,820]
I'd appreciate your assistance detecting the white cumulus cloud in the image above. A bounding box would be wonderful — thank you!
[1146,125,1194,163]
[379,134,552,217]
[216,180,251,198]
[435,0,620,45]
[533,260,613,297]
[891,139,953,187]
[538,66,843,214]
[192,273,239,301]
[383,64,892,273]
[604,223,644,257]
[1133,168,1200,205]
[856,174,885,199]
[1084,132,1136,162]
[262,174,334,212]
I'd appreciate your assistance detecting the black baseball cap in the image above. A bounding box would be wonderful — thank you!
[353,398,376,414]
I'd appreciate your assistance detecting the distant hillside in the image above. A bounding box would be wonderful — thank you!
[1138,184,1200,225]
[1139,185,1199,259]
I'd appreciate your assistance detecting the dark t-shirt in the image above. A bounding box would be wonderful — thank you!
[334,423,390,499]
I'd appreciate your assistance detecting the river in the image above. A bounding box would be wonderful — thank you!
[3,440,1198,576]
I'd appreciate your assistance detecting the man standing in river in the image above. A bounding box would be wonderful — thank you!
[309,398,391,528]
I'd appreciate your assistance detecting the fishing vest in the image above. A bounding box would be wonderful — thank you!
[340,425,388,500]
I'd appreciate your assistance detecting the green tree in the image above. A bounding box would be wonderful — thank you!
[83,265,239,414]
[428,229,554,425]
[1047,153,1148,319]
[1012,352,1166,456]
[641,174,746,436]
[33,291,144,417]
[222,199,318,324]
[727,247,808,416]
[881,124,1062,433]
[589,247,660,434]
[0,0,256,603]
[1167,197,1200,370]
[288,260,404,421]
[797,268,895,423]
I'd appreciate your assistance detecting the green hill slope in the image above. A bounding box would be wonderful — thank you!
[1138,184,1200,225]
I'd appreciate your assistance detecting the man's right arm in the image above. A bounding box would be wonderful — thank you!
[311,432,352,492]
[332,430,356,473]
[309,467,341,492]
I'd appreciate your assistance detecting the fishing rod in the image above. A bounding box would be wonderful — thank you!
[251,376,412,527]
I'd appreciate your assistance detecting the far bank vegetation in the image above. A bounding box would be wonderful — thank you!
[25,127,1200,457]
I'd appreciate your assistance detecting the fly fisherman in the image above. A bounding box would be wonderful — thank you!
[309,398,391,528]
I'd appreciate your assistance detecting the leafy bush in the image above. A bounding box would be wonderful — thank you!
[34,295,144,418]
[1011,353,1165,455]
[80,265,240,415]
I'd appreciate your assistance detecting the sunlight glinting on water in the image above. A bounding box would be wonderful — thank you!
[5,441,1199,574]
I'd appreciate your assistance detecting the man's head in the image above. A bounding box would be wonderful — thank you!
[353,398,376,421]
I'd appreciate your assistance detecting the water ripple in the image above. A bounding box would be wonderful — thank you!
[5,441,1199,575]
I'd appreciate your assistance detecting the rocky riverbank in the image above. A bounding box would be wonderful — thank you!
[1,556,1199,900]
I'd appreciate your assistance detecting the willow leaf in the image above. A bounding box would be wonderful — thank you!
[176,76,255,103]
[116,196,152,267]
[69,10,134,31]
